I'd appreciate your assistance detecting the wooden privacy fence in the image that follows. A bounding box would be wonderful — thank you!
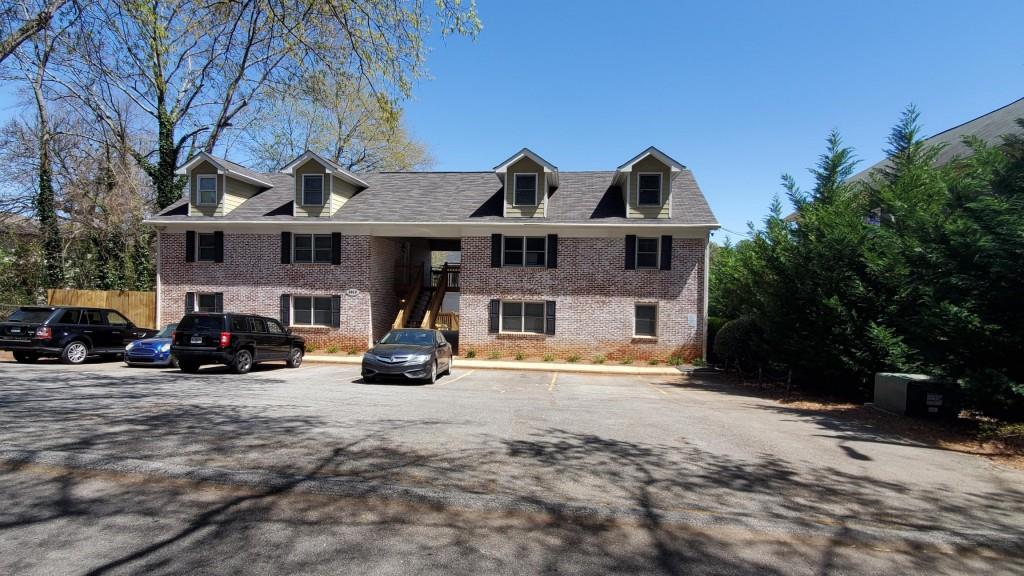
[435,312,460,331]
[47,289,157,329]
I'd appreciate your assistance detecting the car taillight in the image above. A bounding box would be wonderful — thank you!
[219,332,231,348]
[170,331,176,343]
[35,326,51,339]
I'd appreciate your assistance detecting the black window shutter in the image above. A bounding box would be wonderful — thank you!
[625,235,637,270]
[280,232,291,264]
[488,299,499,333]
[331,232,342,265]
[490,234,502,268]
[280,294,290,326]
[545,300,556,335]
[214,292,224,313]
[660,235,673,270]
[547,234,558,269]
[330,295,341,328]
[214,231,224,263]
[185,292,195,313]
[185,231,195,263]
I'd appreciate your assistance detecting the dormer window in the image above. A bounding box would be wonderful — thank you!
[197,175,218,206]
[302,174,324,206]
[637,173,662,206]
[513,173,538,206]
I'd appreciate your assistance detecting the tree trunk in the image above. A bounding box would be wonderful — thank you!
[31,43,63,288]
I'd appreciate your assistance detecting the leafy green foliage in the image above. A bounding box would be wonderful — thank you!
[710,109,1024,419]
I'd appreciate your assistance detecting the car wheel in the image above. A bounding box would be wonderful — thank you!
[363,374,376,383]
[231,348,253,374]
[427,360,437,384]
[441,359,451,376]
[12,351,38,364]
[60,341,89,365]
[170,355,179,369]
[179,360,200,373]
[286,347,303,368]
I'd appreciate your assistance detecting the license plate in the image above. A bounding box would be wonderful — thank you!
[190,336,203,344]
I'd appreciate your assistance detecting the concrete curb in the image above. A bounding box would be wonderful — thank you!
[304,354,690,376]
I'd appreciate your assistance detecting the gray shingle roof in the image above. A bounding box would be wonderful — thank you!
[154,167,718,226]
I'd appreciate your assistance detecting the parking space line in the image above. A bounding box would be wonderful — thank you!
[548,372,558,392]
[436,369,475,386]
[638,376,669,396]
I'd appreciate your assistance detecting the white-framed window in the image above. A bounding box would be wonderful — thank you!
[636,237,660,269]
[513,173,538,206]
[634,302,658,337]
[500,300,546,334]
[294,233,332,264]
[292,295,332,326]
[502,236,546,267]
[196,232,217,262]
[197,175,218,206]
[302,174,324,206]
[637,172,662,206]
[196,293,218,313]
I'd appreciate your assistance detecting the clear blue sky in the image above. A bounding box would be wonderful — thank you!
[403,0,1024,242]
[1,1,1021,243]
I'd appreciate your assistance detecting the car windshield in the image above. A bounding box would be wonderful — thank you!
[155,323,177,338]
[378,330,435,346]
[5,308,55,323]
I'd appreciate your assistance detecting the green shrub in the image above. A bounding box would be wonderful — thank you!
[514,351,524,361]
[706,316,730,362]
[326,345,339,354]
[542,353,554,362]
[346,348,359,355]
[667,355,683,366]
[488,350,501,360]
[592,355,605,364]
[648,358,660,365]
[692,357,706,368]
[465,350,476,358]
[566,354,580,363]
[621,357,633,365]
[714,316,764,371]
[306,345,318,354]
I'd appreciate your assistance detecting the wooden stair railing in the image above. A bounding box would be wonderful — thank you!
[421,262,450,329]
[392,266,423,330]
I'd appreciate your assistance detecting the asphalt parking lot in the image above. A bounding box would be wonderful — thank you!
[0,358,1022,575]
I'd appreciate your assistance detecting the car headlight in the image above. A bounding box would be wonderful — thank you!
[125,342,135,351]
[408,354,431,363]
[160,343,171,352]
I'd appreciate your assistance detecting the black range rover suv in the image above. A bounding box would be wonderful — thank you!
[171,312,305,374]
[0,306,157,364]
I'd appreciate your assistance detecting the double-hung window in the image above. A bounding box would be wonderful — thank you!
[637,173,662,206]
[197,175,218,206]
[636,237,659,269]
[503,236,546,267]
[197,233,217,262]
[196,293,218,313]
[294,234,332,264]
[500,301,546,334]
[302,174,324,206]
[634,303,658,337]
[292,296,332,326]
[513,173,538,206]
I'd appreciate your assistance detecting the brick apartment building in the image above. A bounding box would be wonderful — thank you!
[147,147,718,361]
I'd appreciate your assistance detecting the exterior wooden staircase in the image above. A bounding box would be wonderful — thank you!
[392,262,460,330]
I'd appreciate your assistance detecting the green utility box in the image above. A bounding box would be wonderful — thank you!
[874,373,961,418]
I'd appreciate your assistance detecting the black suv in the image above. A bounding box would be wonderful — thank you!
[0,306,157,364]
[171,312,305,374]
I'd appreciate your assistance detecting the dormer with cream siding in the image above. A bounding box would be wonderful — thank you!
[493,148,559,218]
[615,146,685,219]
[176,152,271,217]
[280,150,369,218]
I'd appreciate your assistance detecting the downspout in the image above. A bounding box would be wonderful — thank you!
[155,230,162,327]
[702,232,710,362]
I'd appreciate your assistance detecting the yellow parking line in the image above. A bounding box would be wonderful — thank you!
[639,376,669,396]
[548,372,558,392]
[436,369,475,386]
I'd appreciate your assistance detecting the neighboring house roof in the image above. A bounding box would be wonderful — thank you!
[175,151,274,188]
[278,150,369,188]
[785,97,1024,221]
[152,168,718,226]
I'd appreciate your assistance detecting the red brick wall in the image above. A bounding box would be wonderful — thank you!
[157,232,376,351]
[458,235,706,361]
